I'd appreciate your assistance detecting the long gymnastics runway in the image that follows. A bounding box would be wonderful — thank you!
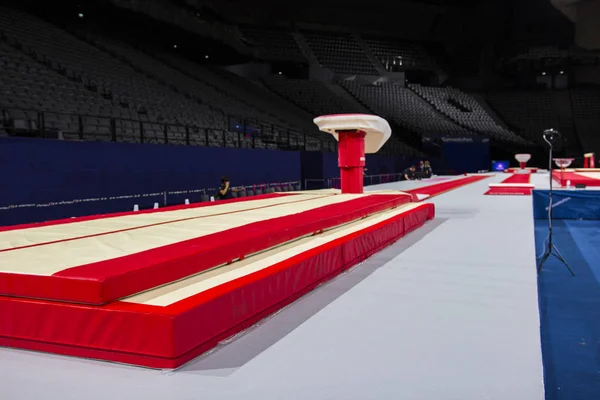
[0,174,545,400]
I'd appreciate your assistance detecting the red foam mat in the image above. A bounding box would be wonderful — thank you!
[484,173,532,196]
[552,171,600,187]
[500,173,531,184]
[484,187,533,196]
[0,194,412,305]
[0,203,435,369]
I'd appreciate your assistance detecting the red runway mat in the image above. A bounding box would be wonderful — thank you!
[0,203,434,369]
[485,173,533,196]
[505,167,538,173]
[501,174,531,184]
[0,193,412,305]
[406,175,490,201]
[552,171,600,187]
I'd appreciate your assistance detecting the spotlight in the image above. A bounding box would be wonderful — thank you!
[205,55,209,59]
[78,13,84,18]
[173,44,178,49]
[542,72,547,76]
[278,71,282,75]
[559,70,564,74]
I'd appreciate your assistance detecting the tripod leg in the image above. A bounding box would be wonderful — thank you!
[551,244,576,276]
[537,248,552,274]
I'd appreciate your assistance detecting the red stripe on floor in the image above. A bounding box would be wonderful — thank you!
[501,174,531,184]
[406,175,490,200]
[484,187,532,196]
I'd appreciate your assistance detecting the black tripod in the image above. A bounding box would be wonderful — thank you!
[537,129,575,276]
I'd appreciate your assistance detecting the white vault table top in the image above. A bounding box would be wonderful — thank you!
[313,114,391,154]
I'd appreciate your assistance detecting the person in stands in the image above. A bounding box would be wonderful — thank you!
[218,176,233,200]
[418,160,425,173]
[403,165,416,181]
[423,161,433,178]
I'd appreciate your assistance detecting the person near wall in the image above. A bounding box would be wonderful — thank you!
[218,176,233,200]
[423,161,433,178]
[402,165,416,181]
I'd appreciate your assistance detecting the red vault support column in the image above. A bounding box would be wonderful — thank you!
[584,153,595,168]
[314,114,391,195]
[337,130,366,194]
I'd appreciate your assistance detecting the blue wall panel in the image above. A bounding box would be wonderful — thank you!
[0,138,301,225]
[321,153,416,178]
[442,141,490,173]
[533,190,600,220]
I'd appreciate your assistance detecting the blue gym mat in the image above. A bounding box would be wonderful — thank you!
[535,219,600,400]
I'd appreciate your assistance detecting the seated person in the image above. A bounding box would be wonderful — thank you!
[423,161,433,178]
[402,165,416,181]
[218,176,233,200]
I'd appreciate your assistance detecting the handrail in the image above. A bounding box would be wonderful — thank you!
[304,173,405,190]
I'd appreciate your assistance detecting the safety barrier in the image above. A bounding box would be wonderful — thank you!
[0,180,301,226]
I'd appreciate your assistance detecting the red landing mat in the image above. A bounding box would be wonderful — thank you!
[406,175,490,201]
[552,171,600,187]
[0,203,434,369]
[500,174,531,184]
[0,193,411,305]
[485,173,533,196]
[505,167,538,173]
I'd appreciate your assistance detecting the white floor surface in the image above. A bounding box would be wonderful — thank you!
[0,173,545,400]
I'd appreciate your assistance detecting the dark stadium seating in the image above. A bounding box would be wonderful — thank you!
[241,27,306,62]
[365,37,435,71]
[1,3,598,160]
[0,6,330,151]
[571,88,600,153]
[409,84,524,143]
[303,31,379,76]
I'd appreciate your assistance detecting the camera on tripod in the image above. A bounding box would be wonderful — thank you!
[543,128,561,144]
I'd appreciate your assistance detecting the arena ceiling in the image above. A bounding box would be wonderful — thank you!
[188,0,485,41]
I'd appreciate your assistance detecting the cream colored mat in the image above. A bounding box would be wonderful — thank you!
[576,168,600,173]
[0,194,369,275]
[291,189,341,195]
[125,203,423,307]
[0,194,330,251]
[367,190,412,196]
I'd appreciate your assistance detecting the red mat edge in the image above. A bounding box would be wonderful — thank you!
[0,203,435,369]
[484,174,532,195]
[484,188,533,196]
[406,175,490,200]
[0,194,413,305]
[505,168,538,173]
